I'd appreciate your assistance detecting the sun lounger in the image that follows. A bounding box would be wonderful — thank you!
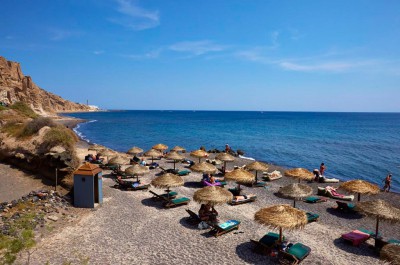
[159,166,178,174]
[279,242,311,265]
[149,190,178,201]
[185,209,202,225]
[335,201,356,212]
[253,181,267,187]
[201,180,226,187]
[306,212,319,223]
[303,196,328,203]
[251,232,284,255]
[319,177,340,183]
[148,190,190,208]
[114,177,149,191]
[209,219,241,237]
[341,230,371,246]
[229,195,257,205]
[317,186,354,201]
[100,164,119,170]
[177,169,191,176]
[262,170,282,181]
[228,187,242,196]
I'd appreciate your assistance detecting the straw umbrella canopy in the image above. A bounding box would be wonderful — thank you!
[339,179,380,201]
[108,156,129,166]
[171,146,186,153]
[355,199,400,242]
[152,143,168,152]
[254,204,308,243]
[193,186,233,206]
[190,162,217,174]
[380,244,400,265]
[127,146,144,156]
[190,149,209,163]
[225,168,255,193]
[284,168,314,183]
[215,153,235,174]
[144,149,162,163]
[245,161,269,184]
[125,164,149,181]
[97,148,115,163]
[164,151,184,170]
[278,183,313,208]
[151,173,184,199]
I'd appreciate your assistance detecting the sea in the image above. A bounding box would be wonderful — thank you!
[66,111,400,192]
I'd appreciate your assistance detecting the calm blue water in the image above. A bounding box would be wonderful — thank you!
[67,111,400,192]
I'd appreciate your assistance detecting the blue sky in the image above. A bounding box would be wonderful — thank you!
[1,0,400,112]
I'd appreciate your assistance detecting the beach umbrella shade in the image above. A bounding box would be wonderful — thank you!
[127,146,144,155]
[254,204,308,243]
[88,144,105,152]
[284,168,314,183]
[193,186,233,206]
[152,143,168,152]
[164,151,184,170]
[339,179,380,201]
[108,156,129,166]
[190,162,217,174]
[125,164,149,181]
[98,148,115,162]
[225,168,255,193]
[144,149,162,163]
[245,161,269,184]
[151,173,184,199]
[190,149,209,163]
[380,244,400,265]
[215,152,235,174]
[355,199,400,242]
[171,146,186,153]
[278,183,313,208]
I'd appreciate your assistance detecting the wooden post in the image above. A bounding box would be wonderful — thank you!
[55,168,58,191]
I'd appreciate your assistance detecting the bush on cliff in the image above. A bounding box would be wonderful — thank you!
[41,126,78,152]
[1,120,24,137]
[19,117,56,137]
[9,102,38,119]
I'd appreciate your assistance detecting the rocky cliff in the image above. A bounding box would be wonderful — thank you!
[0,56,96,114]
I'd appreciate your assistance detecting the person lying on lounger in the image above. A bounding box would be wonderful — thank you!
[199,204,218,224]
[232,194,256,202]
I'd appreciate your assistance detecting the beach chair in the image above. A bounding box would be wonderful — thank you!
[229,195,257,206]
[303,196,328,204]
[177,169,191,176]
[335,201,356,212]
[228,187,242,196]
[253,181,268,187]
[100,164,119,170]
[208,219,241,237]
[279,243,311,265]
[185,209,202,225]
[148,190,190,208]
[159,166,178,174]
[251,232,284,255]
[306,212,319,223]
[341,229,371,246]
[317,187,354,201]
[202,180,226,187]
[375,237,400,249]
[114,177,149,191]
[149,190,178,201]
[262,170,283,181]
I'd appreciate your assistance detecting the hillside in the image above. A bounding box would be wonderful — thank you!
[0,56,96,114]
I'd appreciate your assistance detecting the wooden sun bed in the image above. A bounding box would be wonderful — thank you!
[229,195,257,206]
[278,243,311,265]
[148,190,190,208]
[251,232,284,255]
[208,219,241,237]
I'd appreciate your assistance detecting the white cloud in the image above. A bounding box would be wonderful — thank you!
[93,50,105,55]
[124,48,162,60]
[111,0,159,30]
[49,29,83,41]
[169,40,227,56]
[268,31,279,49]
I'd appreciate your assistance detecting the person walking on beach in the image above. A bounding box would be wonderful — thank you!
[383,174,392,192]
[320,163,326,176]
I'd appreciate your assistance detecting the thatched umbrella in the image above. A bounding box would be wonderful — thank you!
[194,186,233,206]
[164,151,184,170]
[216,152,235,174]
[190,149,209,163]
[151,173,184,199]
[125,164,149,182]
[254,204,308,243]
[356,199,400,242]
[108,156,129,166]
[245,161,269,184]
[339,179,380,201]
[225,168,255,193]
[171,146,186,153]
[98,148,115,163]
[144,149,162,163]
[381,244,400,265]
[88,144,105,152]
[127,146,144,156]
[278,183,313,207]
[152,143,168,152]
[190,162,217,174]
[284,168,314,183]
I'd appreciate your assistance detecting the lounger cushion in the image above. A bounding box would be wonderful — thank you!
[287,243,311,260]
[171,197,190,204]
[178,170,191,176]
[218,220,240,230]
[161,191,178,197]
[388,239,400,245]
[304,196,327,203]
[342,230,370,246]
[254,181,267,187]
[259,232,281,246]
[306,212,319,222]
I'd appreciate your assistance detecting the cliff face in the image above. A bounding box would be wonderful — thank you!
[0,56,96,114]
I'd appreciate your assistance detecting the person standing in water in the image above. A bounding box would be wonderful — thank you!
[383,174,392,192]
[320,163,326,176]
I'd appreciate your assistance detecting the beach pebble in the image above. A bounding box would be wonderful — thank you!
[47,215,59,222]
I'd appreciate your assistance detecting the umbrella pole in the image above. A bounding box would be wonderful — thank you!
[376,217,380,238]
[198,158,201,163]
[279,227,283,243]
[255,171,258,184]
[152,156,154,163]
[293,199,296,208]
[223,161,226,174]
[174,160,176,170]
[358,193,361,202]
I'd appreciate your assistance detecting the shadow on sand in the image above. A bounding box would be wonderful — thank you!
[235,241,270,264]
[332,238,379,258]
[326,207,363,219]
[141,197,165,209]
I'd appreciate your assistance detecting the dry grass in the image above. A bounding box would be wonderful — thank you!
[41,126,78,152]
[19,117,56,137]
[9,102,38,119]
[1,120,24,137]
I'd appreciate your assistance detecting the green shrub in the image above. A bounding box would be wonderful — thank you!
[0,105,7,111]
[20,117,56,137]
[42,126,78,151]
[9,102,38,119]
[1,120,24,137]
